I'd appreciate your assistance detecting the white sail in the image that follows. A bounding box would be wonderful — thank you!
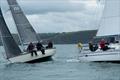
[97,0,120,36]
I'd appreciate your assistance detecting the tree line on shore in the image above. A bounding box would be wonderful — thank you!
[0,30,97,45]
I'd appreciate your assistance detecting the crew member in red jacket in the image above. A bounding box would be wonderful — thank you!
[99,39,109,51]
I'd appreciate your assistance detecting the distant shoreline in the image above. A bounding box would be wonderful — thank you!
[0,30,97,45]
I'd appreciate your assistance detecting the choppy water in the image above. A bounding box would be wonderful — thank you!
[0,44,120,80]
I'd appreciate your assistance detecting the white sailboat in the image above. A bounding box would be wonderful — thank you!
[79,0,120,62]
[0,0,56,63]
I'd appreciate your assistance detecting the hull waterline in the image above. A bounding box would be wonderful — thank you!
[8,48,56,63]
[79,49,120,62]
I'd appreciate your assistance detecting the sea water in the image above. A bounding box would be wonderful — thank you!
[0,44,120,80]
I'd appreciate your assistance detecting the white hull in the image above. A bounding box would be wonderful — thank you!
[8,48,56,63]
[79,49,120,62]
[78,0,120,62]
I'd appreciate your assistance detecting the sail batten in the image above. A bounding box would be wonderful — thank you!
[97,0,120,36]
[7,0,39,44]
[0,8,22,59]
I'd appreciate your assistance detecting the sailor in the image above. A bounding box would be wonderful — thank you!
[77,42,83,52]
[46,41,53,49]
[36,41,45,55]
[89,41,98,52]
[99,39,109,51]
[27,42,37,56]
[89,41,94,51]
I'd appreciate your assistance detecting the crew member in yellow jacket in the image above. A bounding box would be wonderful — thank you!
[77,42,83,52]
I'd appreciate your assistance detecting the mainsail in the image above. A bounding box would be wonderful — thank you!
[7,0,39,44]
[97,0,120,36]
[0,8,21,59]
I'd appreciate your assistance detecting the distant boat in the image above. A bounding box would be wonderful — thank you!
[0,0,56,63]
[79,0,120,62]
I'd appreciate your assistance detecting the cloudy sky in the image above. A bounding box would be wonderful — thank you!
[1,0,104,33]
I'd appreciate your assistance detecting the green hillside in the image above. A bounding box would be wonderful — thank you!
[39,30,97,44]
[0,30,97,45]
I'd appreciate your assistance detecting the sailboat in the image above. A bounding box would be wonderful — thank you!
[79,0,120,62]
[0,0,56,63]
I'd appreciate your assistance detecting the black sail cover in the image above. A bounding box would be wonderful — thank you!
[0,8,22,59]
[7,0,39,44]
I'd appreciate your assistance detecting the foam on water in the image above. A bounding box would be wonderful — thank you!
[66,59,80,63]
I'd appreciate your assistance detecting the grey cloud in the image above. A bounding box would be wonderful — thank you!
[1,0,103,33]
[18,0,86,14]
[27,11,101,33]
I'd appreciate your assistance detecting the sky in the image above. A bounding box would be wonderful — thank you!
[1,0,104,33]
